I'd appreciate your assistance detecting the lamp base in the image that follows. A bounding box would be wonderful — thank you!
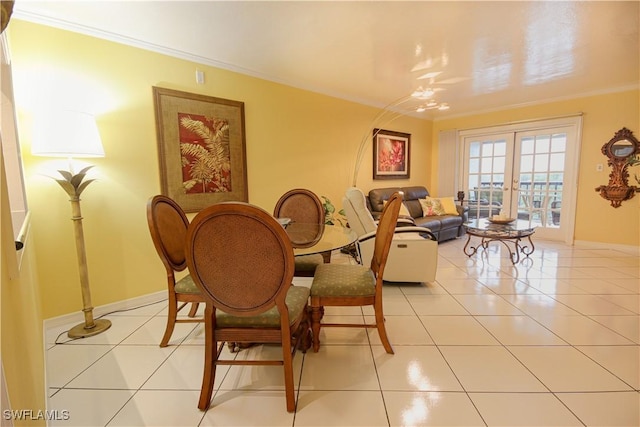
[67,318,112,339]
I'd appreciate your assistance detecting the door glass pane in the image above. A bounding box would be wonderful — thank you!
[520,155,533,172]
[521,137,535,154]
[494,141,506,156]
[550,153,564,170]
[470,141,481,157]
[534,154,549,171]
[536,135,551,152]
[469,158,480,173]
[481,142,493,156]
[481,157,492,172]
[551,134,566,152]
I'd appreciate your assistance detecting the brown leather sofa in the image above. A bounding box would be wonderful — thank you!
[367,186,468,242]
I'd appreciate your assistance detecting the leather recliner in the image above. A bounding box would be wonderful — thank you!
[342,187,438,284]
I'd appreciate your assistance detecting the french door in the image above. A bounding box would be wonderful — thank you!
[460,117,582,242]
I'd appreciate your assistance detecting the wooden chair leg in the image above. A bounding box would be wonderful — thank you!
[374,301,394,354]
[310,304,323,353]
[198,308,216,411]
[188,302,199,317]
[281,333,296,413]
[160,293,178,347]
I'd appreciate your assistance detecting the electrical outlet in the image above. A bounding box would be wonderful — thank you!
[596,163,604,172]
[195,70,205,84]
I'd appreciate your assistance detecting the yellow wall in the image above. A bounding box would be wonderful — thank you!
[7,21,432,319]
[1,150,46,425]
[7,20,639,323]
[432,90,640,247]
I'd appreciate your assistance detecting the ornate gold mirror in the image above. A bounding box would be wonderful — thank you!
[595,127,640,207]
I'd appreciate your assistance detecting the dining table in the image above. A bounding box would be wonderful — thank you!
[279,221,358,257]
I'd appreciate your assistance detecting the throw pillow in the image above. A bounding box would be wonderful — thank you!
[438,196,459,215]
[419,197,446,216]
[383,199,411,217]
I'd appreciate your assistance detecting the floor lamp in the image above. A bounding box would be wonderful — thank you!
[32,110,112,338]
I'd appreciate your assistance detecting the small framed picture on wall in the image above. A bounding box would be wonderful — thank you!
[373,128,410,180]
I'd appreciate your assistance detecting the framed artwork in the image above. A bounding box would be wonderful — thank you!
[373,128,411,180]
[153,87,247,212]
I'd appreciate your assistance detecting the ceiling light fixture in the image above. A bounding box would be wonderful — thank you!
[416,71,442,80]
[411,87,435,99]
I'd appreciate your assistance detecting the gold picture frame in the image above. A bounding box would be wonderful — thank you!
[153,87,248,212]
[373,128,411,180]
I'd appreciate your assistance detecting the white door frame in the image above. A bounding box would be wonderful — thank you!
[458,115,583,244]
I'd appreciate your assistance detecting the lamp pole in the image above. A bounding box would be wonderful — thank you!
[55,166,111,338]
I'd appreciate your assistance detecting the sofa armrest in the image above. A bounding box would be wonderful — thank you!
[397,216,416,226]
[456,205,469,222]
[374,215,415,227]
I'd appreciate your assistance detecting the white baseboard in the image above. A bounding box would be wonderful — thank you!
[574,240,640,255]
[43,291,167,331]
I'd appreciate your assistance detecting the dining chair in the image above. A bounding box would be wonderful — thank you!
[146,195,204,347]
[309,192,402,354]
[185,202,311,412]
[273,188,330,276]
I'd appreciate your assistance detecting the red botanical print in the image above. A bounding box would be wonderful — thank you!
[178,113,232,194]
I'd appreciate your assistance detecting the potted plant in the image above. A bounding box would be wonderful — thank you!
[321,196,347,226]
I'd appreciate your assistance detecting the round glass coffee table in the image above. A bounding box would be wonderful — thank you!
[463,219,536,264]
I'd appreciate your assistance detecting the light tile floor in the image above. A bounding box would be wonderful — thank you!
[45,238,639,426]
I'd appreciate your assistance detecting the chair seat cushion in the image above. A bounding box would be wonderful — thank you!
[294,253,325,271]
[310,264,375,297]
[216,285,310,328]
[175,274,201,294]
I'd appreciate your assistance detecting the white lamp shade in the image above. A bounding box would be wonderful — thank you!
[32,110,105,158]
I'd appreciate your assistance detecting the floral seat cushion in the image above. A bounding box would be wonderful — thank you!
[175,274,201,294]
[216,285,310,328]
[310,264,375,297]
[294,254,325,271]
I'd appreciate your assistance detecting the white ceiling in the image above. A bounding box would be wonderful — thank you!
[12,1,640,119]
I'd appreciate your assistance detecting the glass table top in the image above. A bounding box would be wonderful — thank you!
[464,218,536,237]
[282,222,358,256]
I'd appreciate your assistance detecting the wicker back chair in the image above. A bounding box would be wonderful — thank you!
[274,188,331,275]
[309,192,402,354]
[185,202,311,411]
[146,195,203,347]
